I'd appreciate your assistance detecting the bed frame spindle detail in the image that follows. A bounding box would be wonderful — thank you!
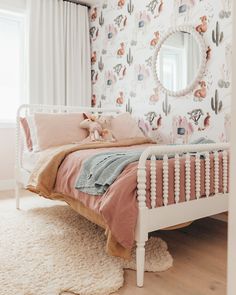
[163,155,169,206]
[137,167,147,209]
[195,153,201,199]
[185,153,191,201]
[174,154,180,204]
[205,152,210,198]
[214,151,220,194]
[150,155,157,209]
[136,144,228,287]
[223,150,228,193]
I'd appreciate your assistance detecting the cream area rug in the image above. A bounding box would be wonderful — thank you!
[0,203,173,295]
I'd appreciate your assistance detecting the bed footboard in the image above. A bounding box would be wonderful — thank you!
[135,143,229,287]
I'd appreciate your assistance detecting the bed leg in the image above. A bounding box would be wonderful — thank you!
[15,181,21,210]
[136,241,146,287]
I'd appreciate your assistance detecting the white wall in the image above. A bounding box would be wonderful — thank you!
[0,0,26,12]
[227,2,236,294]
[0,0,26,191]
[0,127,15,190]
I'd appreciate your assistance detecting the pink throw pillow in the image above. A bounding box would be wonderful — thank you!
[111,113,145,140]
[34,113,88,150]
[20,117,33,151]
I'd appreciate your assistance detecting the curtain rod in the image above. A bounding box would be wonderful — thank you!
[63,0,91,8]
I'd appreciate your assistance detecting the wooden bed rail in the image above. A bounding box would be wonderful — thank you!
[137,142,230,209]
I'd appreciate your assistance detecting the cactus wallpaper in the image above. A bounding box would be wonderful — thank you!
[89,0,232,143]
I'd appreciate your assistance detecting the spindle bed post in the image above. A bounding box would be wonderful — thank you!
[136,150,149,287]
[174,154,180,204]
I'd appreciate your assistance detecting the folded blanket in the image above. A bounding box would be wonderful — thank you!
[75,137,215,196]
[75,150,145,195]
[27,137,153,196]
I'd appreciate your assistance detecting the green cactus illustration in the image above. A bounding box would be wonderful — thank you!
[127,0,134,15]
[126,98,132,114]
[97,101,102,114]
[212,21,224,46]
[126,48,133,66]
[98,56,104,72]
[162,95,171,116]
[99,11,104,27]
[211,90,223,114]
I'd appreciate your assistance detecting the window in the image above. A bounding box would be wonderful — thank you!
[0,10,26,122]
[159,46,185,92]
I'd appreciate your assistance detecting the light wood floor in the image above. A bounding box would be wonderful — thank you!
[0,191,227,295]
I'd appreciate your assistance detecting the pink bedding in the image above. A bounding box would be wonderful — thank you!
[54,144,227,250]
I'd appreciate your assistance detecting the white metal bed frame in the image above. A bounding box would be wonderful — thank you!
[15,104,229,288]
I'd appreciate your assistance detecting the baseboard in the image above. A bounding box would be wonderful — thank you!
[0,179,15,191]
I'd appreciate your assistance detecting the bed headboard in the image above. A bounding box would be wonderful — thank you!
[16,104,121,180]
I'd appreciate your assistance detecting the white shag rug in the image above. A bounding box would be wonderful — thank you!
[0,204,173,295]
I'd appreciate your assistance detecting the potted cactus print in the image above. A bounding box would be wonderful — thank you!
[126,98,133,114]
[211,90,223,114]
[127,48,133,66]
[127,0,134,15]
[99,11,105,27]
[162,95,171,116]
[212,21,224,46]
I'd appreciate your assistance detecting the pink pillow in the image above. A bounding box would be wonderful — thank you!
[20,117,33,151]
[111,113,145,140]
[34,113,88,150]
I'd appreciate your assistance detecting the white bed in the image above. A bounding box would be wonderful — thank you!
[15,104,230,287]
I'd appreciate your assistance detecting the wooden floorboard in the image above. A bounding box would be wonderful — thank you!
[116,218,227,295]
[0,192,227,295]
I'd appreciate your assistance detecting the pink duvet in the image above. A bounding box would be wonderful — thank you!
[54,144,227,250]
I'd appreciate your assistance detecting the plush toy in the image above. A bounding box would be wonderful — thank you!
[80,113,115,142]
[80,113,103,141]
[97,115,115,141]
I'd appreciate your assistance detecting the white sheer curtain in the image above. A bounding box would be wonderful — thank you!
[28,0,91,106]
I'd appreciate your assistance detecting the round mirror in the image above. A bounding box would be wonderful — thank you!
[153,26,206,97]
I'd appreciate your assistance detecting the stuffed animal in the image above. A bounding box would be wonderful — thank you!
[80,113,115,142]
[96,115,115,141]
[80,113,103,141]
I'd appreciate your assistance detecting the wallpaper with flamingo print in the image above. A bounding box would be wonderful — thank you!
[89,0,232,143]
